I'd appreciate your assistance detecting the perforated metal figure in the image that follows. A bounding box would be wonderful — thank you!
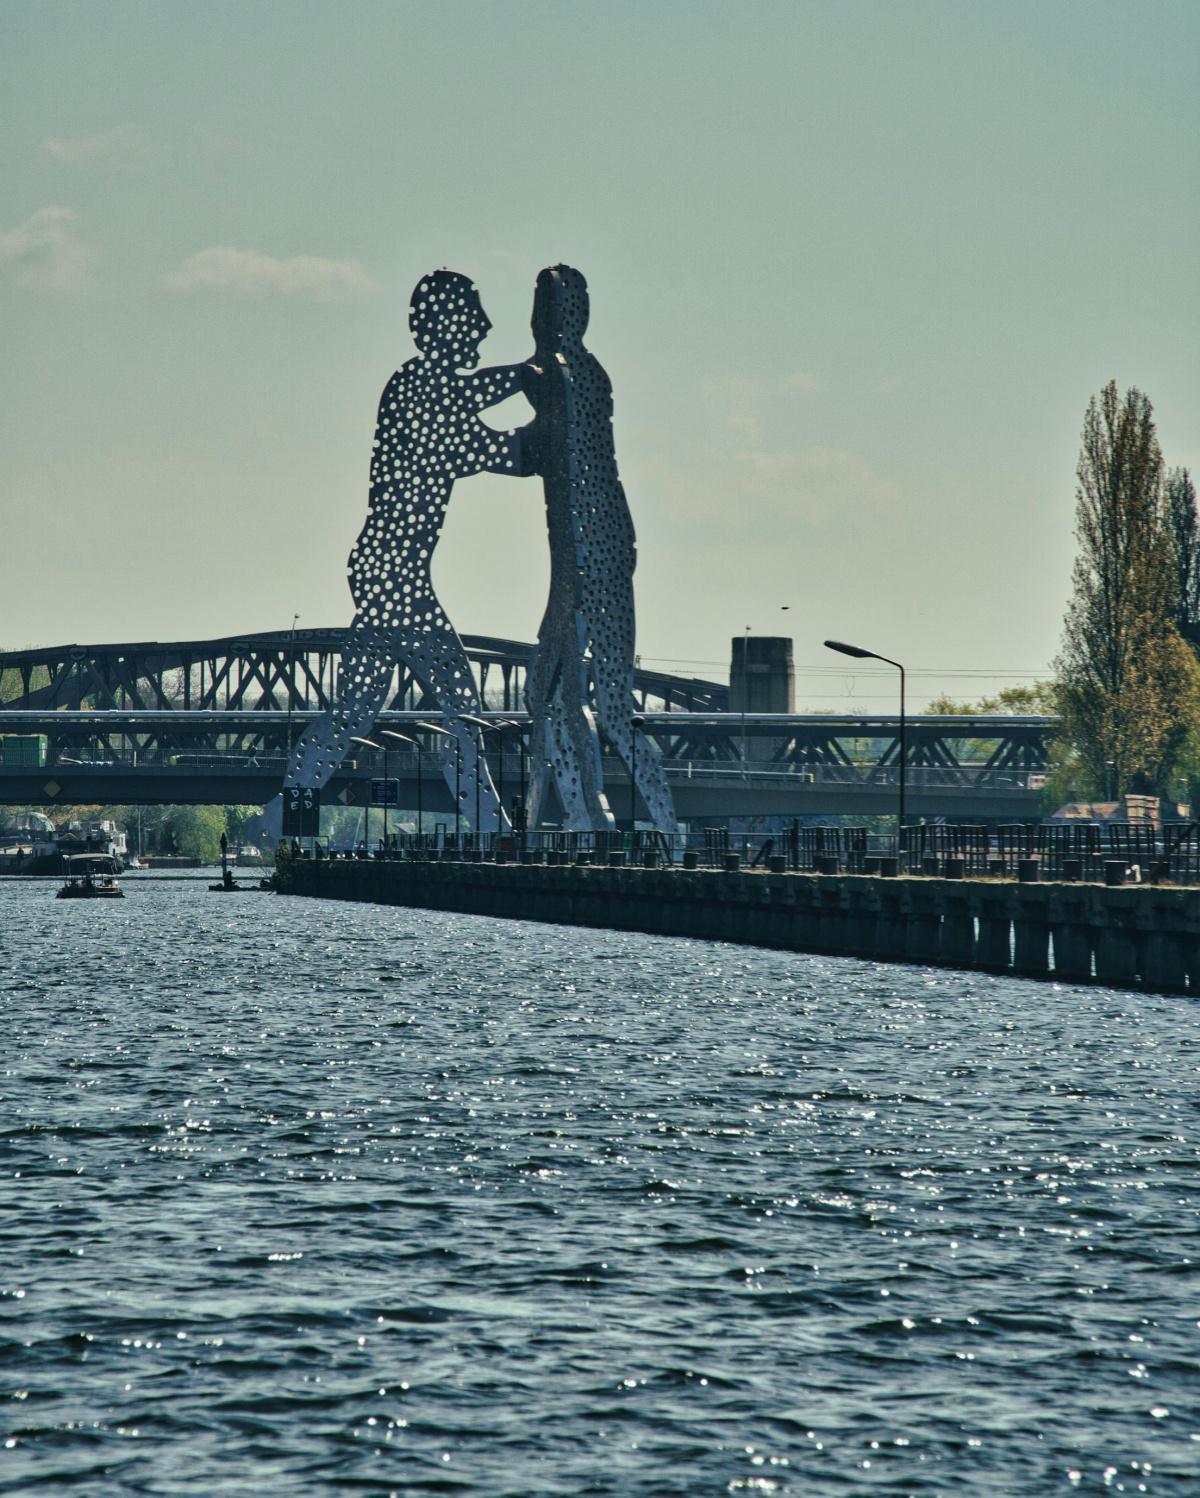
[521,266,677,834]
[285,270,525,829]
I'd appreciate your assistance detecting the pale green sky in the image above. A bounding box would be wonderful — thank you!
[2,0,1196,709]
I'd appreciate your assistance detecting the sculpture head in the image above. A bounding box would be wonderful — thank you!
[409,270,491,366]
[531,264,590,349]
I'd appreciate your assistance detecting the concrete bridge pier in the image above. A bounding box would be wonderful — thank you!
[816,881,851,953]
[874,886,908,962]
[1094,919,1140,987]
[1050,918,1094,983]
[940,894,976,966]
[1182,937,1200,994]
[1140,930,1187,991]
[976,890,1013,971]
[1013,922,1050,975]
[905,891,942,965]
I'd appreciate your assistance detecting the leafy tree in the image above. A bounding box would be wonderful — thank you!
[1165,466,1199,635]
[162,805,227,862]
[222,805,262,843]
[1055,381,1200,797]
[0,652,51,705]
[926,683,1058,716]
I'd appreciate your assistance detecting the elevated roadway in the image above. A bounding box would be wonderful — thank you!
[0,708,1051,820]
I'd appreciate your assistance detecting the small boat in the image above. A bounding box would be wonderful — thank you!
[208,865,266,894]
[57,855,124,899]
[209,872,256,893]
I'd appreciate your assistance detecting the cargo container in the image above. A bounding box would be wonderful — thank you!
[1,735,48,768]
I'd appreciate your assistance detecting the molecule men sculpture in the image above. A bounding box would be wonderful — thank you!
[285,264,677,839]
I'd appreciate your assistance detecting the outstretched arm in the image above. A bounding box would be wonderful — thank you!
[479,360,543,478]
[466,361,526,409]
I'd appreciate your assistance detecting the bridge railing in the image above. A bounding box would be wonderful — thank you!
[647,760,1043,790]
[0,742,1048,792]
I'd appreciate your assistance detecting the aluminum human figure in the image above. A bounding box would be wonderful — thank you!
[521,265,677,834]
[285,270,524,828]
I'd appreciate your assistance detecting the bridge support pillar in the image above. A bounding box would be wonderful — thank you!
[976,891,1012,971]
[940,892,976,965]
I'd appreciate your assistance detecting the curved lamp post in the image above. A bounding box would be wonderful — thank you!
[418,720,458,846]
[350,735,385,850]
[461,715,487,850]
[455,716,503,850]
[824,639,907,865]
[630,714,646,840]
[380,730,415,846]
[515,719,528,852]
[462,715,517,850]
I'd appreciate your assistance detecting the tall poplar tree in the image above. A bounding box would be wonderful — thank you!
[1056,382,1200,797]
[1165,466,1200,636]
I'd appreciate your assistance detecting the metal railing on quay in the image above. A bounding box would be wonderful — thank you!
[297,819,1200,887]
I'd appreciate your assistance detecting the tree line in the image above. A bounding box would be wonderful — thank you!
[2,802,263,863]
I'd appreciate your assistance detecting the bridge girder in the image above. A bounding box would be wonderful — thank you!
[1,629,728,716]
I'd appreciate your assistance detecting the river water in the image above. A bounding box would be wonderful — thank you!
[1,876,1197,1495]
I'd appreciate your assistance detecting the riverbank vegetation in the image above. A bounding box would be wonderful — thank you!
[3,802,264,863]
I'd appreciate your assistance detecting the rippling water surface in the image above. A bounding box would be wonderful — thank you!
[2,877,1198,1494]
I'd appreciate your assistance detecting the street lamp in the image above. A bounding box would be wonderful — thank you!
[630,714,646,841]
[463,714,514,852]
[461,715,486,850]
[417,720,459,848]
[493,721,509,843]
[740,625,750,773]
[824,639,907,865]
[515,718,528,852]
[350,734,385,851]
[380,730,415,848]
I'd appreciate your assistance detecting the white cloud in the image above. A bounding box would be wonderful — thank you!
[164,246,372,297]
[689,370,898,523]
[735,441,900,513]
[0,207,87,292]
[784,370,822,394]
[45,124,152,167]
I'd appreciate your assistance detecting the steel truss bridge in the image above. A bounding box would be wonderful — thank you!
[0,630,1054,819]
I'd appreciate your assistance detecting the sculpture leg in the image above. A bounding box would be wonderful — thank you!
[404,616,504,834]
[285,624,398,791]
[525,619,612,832]
[522,640,554,831]
[286,609,504,835]
[590,640,677,835]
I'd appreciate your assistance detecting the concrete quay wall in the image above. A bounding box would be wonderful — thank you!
[277,860,1200,995]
